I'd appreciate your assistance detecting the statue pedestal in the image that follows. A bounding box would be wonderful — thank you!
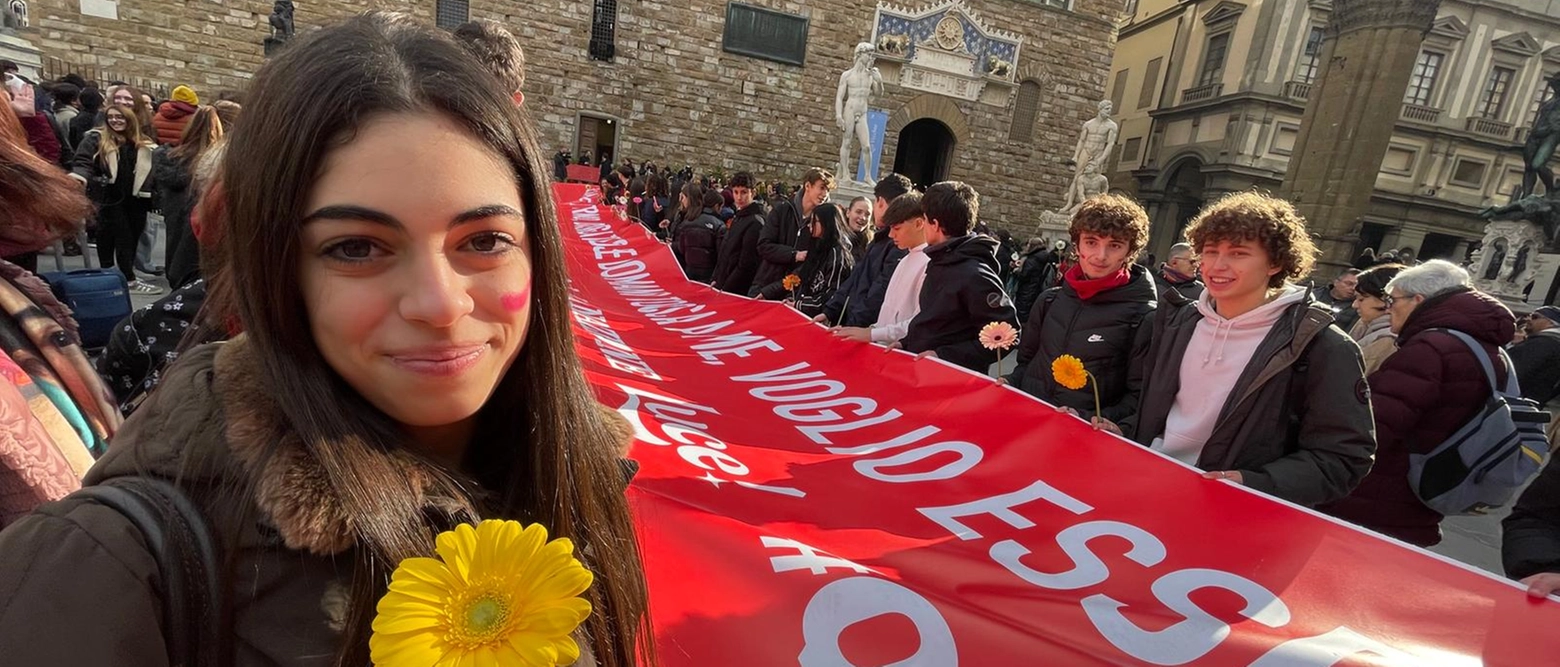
[1038,210,1071,236]
[1471,219,1548,303]
[263,37,288,57]
[830,180,875,208]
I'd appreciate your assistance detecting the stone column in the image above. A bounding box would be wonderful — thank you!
[1279,0,1442,273]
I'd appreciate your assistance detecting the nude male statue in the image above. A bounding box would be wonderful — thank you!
[1060,101,1119,212]
[836,42,884,186]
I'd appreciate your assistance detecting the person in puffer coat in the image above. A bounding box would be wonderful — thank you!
[751,168,833,297]
[1011,237,1054,321]
[900,181,1019,372]
[1320,261,1516,547]
[1504,454,1560,598]
[151,85,199,147]
[675,188,724,284]
[1007,195,1156,424]
[710,172,765,296]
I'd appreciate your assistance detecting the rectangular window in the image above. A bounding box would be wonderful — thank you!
[1478,67,1515,120]
[434,0,469,30]
[1451,159,1488,188]
[722,3,810,66]
[1040,0,1070,8]
[1199,33,1230,87]
[1139,57,1162,109]
[1294,26,1324,84]
[1110,69,1129,111]
[1009,80,1042,142]
[1121,136,1143,163]
[1403,51,1443,107]
[589,0,619,62]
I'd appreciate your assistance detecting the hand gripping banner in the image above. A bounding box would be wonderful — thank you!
[556,185,1560,666]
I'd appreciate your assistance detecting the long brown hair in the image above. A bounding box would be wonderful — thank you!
[0,100,91,241]
[211,13,653,666]
[171,105,223,161]
[95,104,152,164]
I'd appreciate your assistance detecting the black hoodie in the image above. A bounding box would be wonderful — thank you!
[900,234,1019,372]
[1007,263,1158,422]
[712,201,765,295]
[750,195,809,296]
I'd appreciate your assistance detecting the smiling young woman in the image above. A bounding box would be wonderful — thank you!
[0,13,653,667]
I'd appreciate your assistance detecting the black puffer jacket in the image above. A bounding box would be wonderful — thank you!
[675,209,723,283]
[152,147,200,289]
[1505,455,1560,580]
[1012,248,1057,323]
[901,234,1019,372]
[711,202,765,296]
[751,196,809,296]
[1510,330,1560,405]
[1007,264,1157,421]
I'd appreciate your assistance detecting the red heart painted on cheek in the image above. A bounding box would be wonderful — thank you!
[500,286,531,313]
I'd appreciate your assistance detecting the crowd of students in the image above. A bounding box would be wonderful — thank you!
[0,10,1559,665]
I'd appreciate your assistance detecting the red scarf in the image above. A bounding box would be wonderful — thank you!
[1064,264,1131,301]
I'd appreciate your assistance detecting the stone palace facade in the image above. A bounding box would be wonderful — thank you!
[6,0,1125,238]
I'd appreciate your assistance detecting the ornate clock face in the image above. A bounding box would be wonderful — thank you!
[934,16,963,51]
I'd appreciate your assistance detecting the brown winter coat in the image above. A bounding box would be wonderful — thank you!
[0,337,615,665]
[1320,288,1516,547]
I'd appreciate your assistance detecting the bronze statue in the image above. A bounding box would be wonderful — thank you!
[269,0,294,41]
[1480,195,1560,251]
[1521,72,1560,199]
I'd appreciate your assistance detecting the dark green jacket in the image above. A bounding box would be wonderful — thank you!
[1128,293,1376,507]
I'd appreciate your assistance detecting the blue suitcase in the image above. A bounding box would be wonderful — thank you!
[41,269,132,349]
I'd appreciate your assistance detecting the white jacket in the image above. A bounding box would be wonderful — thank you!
[871,244,930,344]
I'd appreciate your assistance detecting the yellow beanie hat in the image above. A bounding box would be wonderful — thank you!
[171,85,198,105]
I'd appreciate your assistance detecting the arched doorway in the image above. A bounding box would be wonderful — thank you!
[1147,157,1206,259]
[893,119,956,190]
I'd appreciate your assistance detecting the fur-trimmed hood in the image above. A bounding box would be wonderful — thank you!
[88,335,637,556]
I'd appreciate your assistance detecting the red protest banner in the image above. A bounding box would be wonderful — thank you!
[555,184,1560,666]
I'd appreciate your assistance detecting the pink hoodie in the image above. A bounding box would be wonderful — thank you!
[1153,284,1309,466]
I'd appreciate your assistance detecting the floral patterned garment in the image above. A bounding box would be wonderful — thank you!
[96,278,211,415]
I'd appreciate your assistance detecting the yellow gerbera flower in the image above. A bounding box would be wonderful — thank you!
[1051,354,1089,391]
[370,520,594,667]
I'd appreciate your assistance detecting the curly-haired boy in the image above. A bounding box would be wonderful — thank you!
[1124,191,1375,508]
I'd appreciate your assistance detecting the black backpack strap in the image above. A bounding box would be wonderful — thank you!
[73,477,222,667]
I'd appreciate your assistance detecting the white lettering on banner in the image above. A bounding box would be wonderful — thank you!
[570,296,662,381]
[761,536,876,575]
[798,577,959,666]
[919,479,1094,540]
[1083,568,1291,666]
[824,425,938,456]
[692,333,784,365]
[993,520,1167,591]
[917,481,1423,664]
[613,383,804,499]
[854,441,983,483]
[732,363,977,480]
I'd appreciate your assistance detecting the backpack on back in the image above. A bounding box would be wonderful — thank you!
[1408,329,1551,515]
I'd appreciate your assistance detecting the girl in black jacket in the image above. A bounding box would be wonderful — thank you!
[789,203,854,317]
[69,104,162,295]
